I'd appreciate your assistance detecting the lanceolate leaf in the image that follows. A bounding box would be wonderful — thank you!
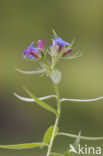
[0,142,46,150]
[60,96,103,103]
[23,87,59,117]
[43,125,59,144]
[62,52,82,60]
[74,131,81,148]
[63,132,81,156]
[70,38,75,47]
[64,150,72,156]
[57,132,103,141]
[50,69,62,84]
[13,93,57,102]
[15,68,46,75]
[52,29,58,38]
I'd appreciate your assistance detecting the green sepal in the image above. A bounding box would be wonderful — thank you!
[39,50,45,58]
[43,125,59,144]
[60,46,71,56]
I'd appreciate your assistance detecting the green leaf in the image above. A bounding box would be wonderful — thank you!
[15,68,46,75]
[62,52,82,60]
[14,93,57,102]
[0,142,46,150]
[23,87,59,117]
[70,38,75,47]
[64,151,76,156]
[64,149,76,156]
[70,131,81,155]
[74,131,81,148]
[52,29,58,38]
[64,150,70,156]
[50,69,62,84]
[63,131,81,156]
[43,126,59,144]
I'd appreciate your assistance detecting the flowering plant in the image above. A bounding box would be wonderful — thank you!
[0,30,103,156]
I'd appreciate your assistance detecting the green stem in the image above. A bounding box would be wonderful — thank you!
[46,84,61,156]
[54,84,61,114]
[51,56,57,70]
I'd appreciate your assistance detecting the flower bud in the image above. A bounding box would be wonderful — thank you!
[63,48,72,56]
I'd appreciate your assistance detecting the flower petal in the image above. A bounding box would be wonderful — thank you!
[28,42,35,50]
[28,55,35,60]
[53,37,57,46]
[32,47,38,53]
[23,50,30,56]
[38,40,47,51]
[56,37,71,46]
[50,45,53,48]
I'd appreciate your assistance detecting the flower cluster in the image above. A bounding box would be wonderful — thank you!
[23,32,72,61]
[23,40,46,60]
[51,36,72,56]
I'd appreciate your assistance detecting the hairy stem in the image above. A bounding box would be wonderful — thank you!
[46,84,61,156]
[54,84,61,114]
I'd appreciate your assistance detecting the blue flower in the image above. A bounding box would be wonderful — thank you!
[50,36,71,55]
[23,42,41,60]
[54,37,71,47]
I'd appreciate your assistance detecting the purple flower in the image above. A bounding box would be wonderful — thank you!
[23,42,41,60]
[38,40,47,52]
[51,36,71,55]
[53,37,71,47]
[63,48,72,56]
[56,37,71,47]
[53,37,58,47]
